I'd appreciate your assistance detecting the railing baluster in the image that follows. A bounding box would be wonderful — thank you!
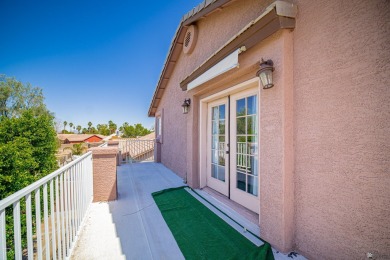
[80,163,84,216]
[83,157,89,212]
[60,173,66,259]
[55,176,62,260]
[69,167,73,244]
[13,201,22,260]
[35,189,43,260]
[77,162,81,229]
[70,167,73,244]
[26,193,33,260]
[66,169,71,253]
[0,209,6,260]
[50,180,57,260]
[90,154,93,202]
[74,165,78,233]
[80,162,84,216]
[71,166,75,241]
[64,170,70,255]
[0,151,94,260]
[43,183,50,260]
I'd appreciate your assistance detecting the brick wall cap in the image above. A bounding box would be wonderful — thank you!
[108,140,119,146]
[89,147,118,155]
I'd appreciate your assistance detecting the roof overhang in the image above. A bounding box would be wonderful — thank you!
[148,0,236,117]
[148,0,297,116]
[181,1,297,91]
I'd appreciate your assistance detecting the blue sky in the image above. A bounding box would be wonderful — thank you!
[0,0,200,130]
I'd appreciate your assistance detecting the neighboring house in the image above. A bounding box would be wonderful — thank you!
[120,132,156,162]
[148,0,389,259]
[57,134,105,144]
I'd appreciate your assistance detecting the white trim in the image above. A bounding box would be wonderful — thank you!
[206,97,229,196]
[199,78,261,216]
[230,88,260,214]
[200,78,259,104]
[155,110,163,143]
[188,48,242,91]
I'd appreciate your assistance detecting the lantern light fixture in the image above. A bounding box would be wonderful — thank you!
[182,98,191,114]
[256,59,275,89]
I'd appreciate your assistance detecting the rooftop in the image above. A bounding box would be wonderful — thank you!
[71,162,305,260]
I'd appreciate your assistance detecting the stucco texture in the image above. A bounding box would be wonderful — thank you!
[153,0,390,258]
[156,0,274,180]
[292,0,390,258]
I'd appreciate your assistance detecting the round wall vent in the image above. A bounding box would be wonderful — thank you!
[183,25,198,55]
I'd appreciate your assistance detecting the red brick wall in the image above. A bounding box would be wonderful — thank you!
[90,147,118,202]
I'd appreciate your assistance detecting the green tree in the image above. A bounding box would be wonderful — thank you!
[97,124,110,136]
[0,110,58,198]
[63,120,67,131]
[121,123,152,138]
[69,122,73,132]
[108,120,117,134]
[87,121,92,131]
[71,143,87,155]
[89,127,98,134]
[0,109,58,258]
[77,125,82,133]
[0,75,48,118]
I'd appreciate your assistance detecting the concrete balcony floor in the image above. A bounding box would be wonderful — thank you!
[71,162,305,260]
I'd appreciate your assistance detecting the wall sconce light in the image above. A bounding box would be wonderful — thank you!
[256,59,275,89]
[182,98,191,114]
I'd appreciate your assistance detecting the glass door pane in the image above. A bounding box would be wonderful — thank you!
[235,95,258,196]
[211,104,226,182]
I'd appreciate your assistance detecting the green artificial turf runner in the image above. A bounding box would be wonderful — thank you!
[152,187,274,260]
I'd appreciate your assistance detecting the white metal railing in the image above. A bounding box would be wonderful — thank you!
[0,152,93,260]
[119,139,155,163]
[98,142,108,148]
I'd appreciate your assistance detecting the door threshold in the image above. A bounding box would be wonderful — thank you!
[199,187,259,231]
[202,187,259,225]
[186,187,262,246]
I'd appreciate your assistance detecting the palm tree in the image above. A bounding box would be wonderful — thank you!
[108,120,117,134]
[71,143,87,155]
[63,121,67,131]
[69,122,73,132]
[76,125,82,134]
[88,122,92,131]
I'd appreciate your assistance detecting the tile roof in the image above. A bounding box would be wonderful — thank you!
[57,134,106,142]
[148,0,234,117]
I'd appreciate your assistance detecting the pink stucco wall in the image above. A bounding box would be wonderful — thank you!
[293,0,390,258]
[156,0,274,179]
[154,0,390,258]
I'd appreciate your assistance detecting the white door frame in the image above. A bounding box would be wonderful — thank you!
[206,97,229,196]
[230,88,260,213]
[199,78,261,213]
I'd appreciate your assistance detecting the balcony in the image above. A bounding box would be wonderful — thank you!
[0,140,303,260]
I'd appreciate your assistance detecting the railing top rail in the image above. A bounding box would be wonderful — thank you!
[0,151,92,210]
[118,139,155,142]
[98,142,108,147]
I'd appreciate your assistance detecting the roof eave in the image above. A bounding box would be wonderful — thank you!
[148,0,235,117]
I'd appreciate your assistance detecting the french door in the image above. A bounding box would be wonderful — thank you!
[206,88,259,213]
[206,98,229,196]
